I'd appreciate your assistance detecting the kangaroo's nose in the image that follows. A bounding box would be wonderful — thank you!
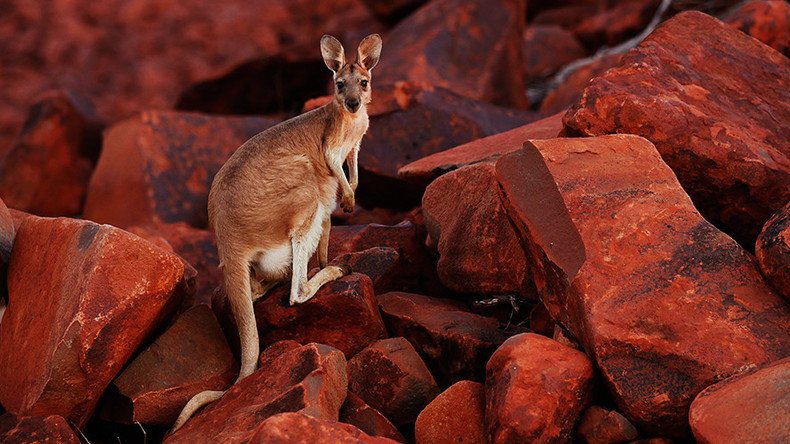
[345,99,360,112]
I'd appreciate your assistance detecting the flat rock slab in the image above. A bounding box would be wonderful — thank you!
[102,304,236,425]
[347,337,439,425]
[495,135,790,437]
[0,414,80,443]
[250,412,399,443]
[563,11,790,247]
[690,358,790,443]
[415,380,486,444]
[485,333,594,443]
[341,392,406,443]
[756,202,790,300]
[398,112,564,188]
[0,217,191,427]
[83,111,277,229]
[422,163,534,297]
[375,0,528,108]
[165,343,348,443]
[378,292,513,384]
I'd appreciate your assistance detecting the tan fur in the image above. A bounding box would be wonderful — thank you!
[170,33,382,433]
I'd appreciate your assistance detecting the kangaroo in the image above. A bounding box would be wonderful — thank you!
[170,33,382,432]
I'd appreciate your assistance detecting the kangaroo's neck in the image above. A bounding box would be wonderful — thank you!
[322,100,368,151]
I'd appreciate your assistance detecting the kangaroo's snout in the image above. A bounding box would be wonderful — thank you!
[345,98,360,113]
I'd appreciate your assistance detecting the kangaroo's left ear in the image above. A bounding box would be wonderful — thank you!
[357,34,382,72]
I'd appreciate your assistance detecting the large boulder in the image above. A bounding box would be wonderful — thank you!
[0,90,102,217]
[250,412,398,443]
[415,381,486,444]
[347,337,439,425]
[689,358,790,443]
[485,333,594,443]
[0,217,192,426]
[0,413,80,443]
[165,343,348,443]
[102,305,236,425]
[422,163,534,297]
[375,0,528,109]
[756,202,790,300]
[398,112,564,187]
[378,292,513,384]
[563,11,790,247]
[495,135,790,437]
[83,111,278,229]
[724,0,790,55]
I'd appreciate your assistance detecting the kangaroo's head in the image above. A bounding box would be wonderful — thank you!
[320,33,382,114]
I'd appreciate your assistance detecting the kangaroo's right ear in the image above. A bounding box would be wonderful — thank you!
[320,35,345,73]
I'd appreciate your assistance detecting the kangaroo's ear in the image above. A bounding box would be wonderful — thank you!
[357,34,382,72]
[320,35,345,73]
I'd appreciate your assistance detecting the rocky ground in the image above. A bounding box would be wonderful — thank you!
[0,0,788,443]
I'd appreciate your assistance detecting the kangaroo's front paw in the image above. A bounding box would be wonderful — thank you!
[341,193,355,213]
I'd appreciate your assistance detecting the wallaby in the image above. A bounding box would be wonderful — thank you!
[170,33,382,432]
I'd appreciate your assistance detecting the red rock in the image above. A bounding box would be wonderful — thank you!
[539,53,622,115]
[341,392,406,443]
[328,247,401,294]
[378,292,513,384]
[572,0,661,50]
[415,381,486,444]
[563,11,790,247]
[347,337,439,425]
[165,343,348,443]
[0,90,102,217]
[357,84,535,209]
[552,324,580,349]
[725,0,790,55]
[689,358,790,443]
[398,112,564,187]
[529,301,555,337]
[6,208,29,232]
[0,0,379,159]
[129,223,220,305]
[523,25,587,82]
[756,203,790,300]
[102,305,236,425]
[531,4,602,30]
[214,273,386,358]
[375,0,528,108]
[83,111,278,229]
[259,340,303,368]
[422,163,534,297]
[0,217,191,427]
[0,414,80,443]
[485,333,594,443]
[576,406,639,444]
[250,412,398,443]
[360,0,427,26]
[495,135,790,437]
[332,205,413,227]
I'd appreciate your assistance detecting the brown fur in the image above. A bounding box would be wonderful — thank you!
[170,33,382,433]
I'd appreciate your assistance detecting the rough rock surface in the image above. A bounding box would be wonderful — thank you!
[165,343,348,443]
[422,163,533,297]
[485,333,594,443]
[724,0,790,55]
[689,358,790,443]
[0,414,80,443]
[523,25,587,83]
[576,406,639,444]
[539,53,622,116]
[250,412,398,444]
[328,247,401,295]
[0,90,102,216]
[756,202,790,300]
[415,381,486,444]
[496,135,790,436]
[0,217,191,426]
[375,0,528,108]
[398,112,564,187]
[102,305,236,425]
[563,11,790,246]
[340,392,406,443]
[378,292,512,384]
[347,337,439,425]
[83,111,278,229]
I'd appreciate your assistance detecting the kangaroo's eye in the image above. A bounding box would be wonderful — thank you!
[336,81,344,89]
[361,80,369,88]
